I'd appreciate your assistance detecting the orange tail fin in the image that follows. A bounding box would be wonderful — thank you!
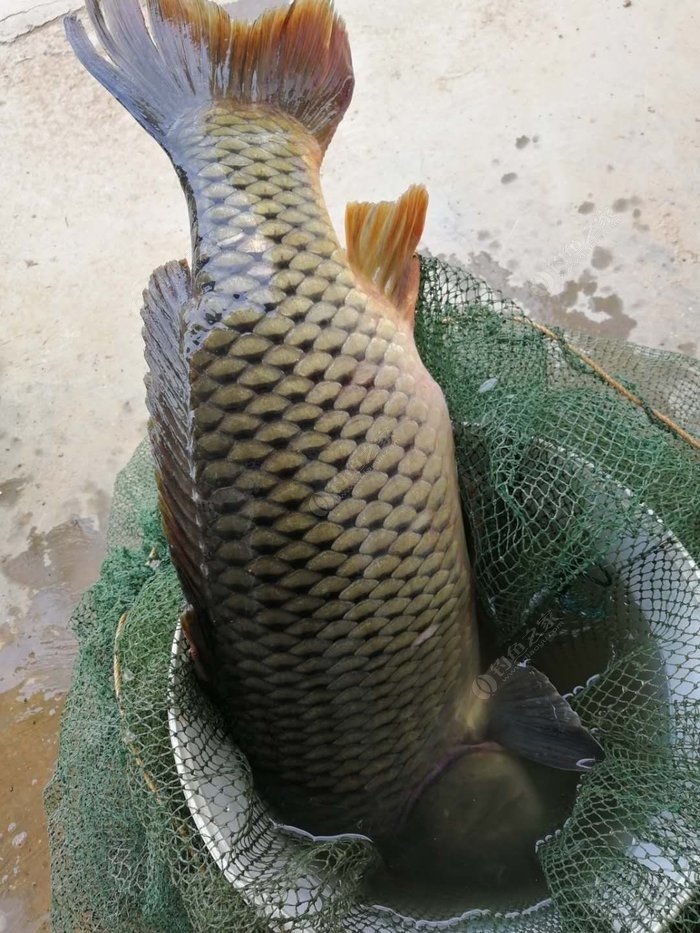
[65,0,353,152]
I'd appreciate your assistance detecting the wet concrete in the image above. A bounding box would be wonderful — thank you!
[0,688,62,933]
[463,249,641,340]
[0,501,109,932]
[1,0,699,929]
[1,509,108,696]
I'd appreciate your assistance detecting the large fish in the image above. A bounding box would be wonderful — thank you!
[66,0,602,842]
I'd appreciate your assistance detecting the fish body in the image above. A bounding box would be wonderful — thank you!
[67,0,602,843]
[170,108,477,833]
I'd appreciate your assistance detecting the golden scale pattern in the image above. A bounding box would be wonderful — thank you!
[170,107,471,834]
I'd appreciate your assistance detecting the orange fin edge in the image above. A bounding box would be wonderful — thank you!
[345,184,428,323]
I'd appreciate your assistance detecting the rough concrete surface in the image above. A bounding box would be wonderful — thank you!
[0,1,80,43]
[0,0,698,929]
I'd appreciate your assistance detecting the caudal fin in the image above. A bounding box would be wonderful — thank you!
[65,0,353,151]
[485,664,604,772]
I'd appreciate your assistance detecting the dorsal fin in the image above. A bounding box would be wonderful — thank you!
[142,262,207,616]
[345,184,428,322]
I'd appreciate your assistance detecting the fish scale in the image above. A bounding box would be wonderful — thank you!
[172,107,474,833]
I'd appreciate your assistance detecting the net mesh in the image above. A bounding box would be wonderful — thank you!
[45,256,700,932]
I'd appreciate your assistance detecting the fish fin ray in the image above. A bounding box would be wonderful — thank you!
[345,185,428,322]
[142,260,210,637]
[485,664,604,772]
[65,0,353,150]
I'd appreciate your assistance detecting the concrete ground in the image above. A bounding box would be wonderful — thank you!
[1,0,698,929]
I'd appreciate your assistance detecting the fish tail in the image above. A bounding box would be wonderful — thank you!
[64,0,354,153]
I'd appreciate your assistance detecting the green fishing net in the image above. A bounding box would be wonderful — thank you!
[45,256,700,932]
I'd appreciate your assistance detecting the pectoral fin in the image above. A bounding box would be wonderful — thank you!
[486,664,604,772]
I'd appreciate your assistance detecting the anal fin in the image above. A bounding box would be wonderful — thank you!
[345,184,428,324]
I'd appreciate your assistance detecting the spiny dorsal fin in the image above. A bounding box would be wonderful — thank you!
[345,184,428,322]
[65,0,353,151]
